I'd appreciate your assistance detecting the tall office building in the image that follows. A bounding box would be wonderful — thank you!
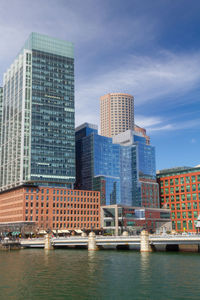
[100,93,134,137]
[0,33,75,191]
[113,130,159,207]
[75,123,159,208]
[75,123,121,205]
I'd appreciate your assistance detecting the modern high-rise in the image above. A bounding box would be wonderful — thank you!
[0,33,75,191]
[75,123,121,206]
[100,93,134,137]
[75,123,159,208]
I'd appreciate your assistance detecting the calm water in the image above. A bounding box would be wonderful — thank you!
[0,249,200,300]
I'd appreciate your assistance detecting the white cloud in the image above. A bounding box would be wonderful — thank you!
[76,50,200,126]
[1,0,200,137]
[143,117,200,134]
[134,115,162,128]
[0,0,159,83]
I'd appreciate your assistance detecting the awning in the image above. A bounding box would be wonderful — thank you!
[75,230,83,234]
[38,230,47,234]
[61,230,70,233]
[52,230,63,234]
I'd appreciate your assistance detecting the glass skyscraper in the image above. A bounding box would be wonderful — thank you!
[75,123,159,207]
[113,130,159,207]
[0,33,75,191]
[75,123,121,205]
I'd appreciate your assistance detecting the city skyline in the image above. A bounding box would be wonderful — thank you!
[0,0,200,170]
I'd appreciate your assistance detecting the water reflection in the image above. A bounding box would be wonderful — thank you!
[140,252,150,272]
[44,249,50,266]
[140,252,151,285]
[1,250,200,300]
[88,250,98,275]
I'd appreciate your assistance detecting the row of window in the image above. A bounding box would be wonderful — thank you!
[26,202,98,209]
[167,202,198,210]
[25,218,99,229]
[161,184,200,194]
[161,193,200,202]
[26,188,98,197]
[160,174,200,186]
[171,211,198,219]
[26,215,97,222]
[26,195,98,203]
[25,209,99,215]
[172,220,194,230]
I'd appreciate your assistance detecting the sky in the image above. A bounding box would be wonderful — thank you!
[0,0,200,170]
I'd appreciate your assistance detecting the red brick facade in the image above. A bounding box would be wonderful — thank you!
[157,168,200,232]
[0,186,101,231]
[140,178,159,208]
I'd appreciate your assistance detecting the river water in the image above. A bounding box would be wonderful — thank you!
[0,249,200,300]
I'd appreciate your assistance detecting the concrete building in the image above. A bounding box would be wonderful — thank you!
[0,33,75,191]
[101,204,171,235]
[157,166,200,232]
[100,93,134,137]
[75,123,159,208]
[0,186,100,232]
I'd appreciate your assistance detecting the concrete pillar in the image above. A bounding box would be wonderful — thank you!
[44,233,53,250]
[88,232,98,251]
[115,205,119,236]
[140,230,152,252]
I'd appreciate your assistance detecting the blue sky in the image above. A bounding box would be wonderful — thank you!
[0,0,200,170]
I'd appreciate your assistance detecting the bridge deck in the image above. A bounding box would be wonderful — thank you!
[18,235,200,248]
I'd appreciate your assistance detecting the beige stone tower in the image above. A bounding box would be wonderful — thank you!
[100,93,134,137]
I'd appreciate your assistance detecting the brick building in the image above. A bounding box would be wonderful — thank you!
[157,166,200,232]
[0,186,100,232]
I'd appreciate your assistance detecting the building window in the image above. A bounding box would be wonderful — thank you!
[192,184,196,192]
[175,178,179,185]
[186,185,190,192]
[193,193,197,200]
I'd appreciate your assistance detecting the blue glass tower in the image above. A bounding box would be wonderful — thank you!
[113,130,158,207]
[75,123,121,205]
[0,33,75,190]
[75,123,159,207]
